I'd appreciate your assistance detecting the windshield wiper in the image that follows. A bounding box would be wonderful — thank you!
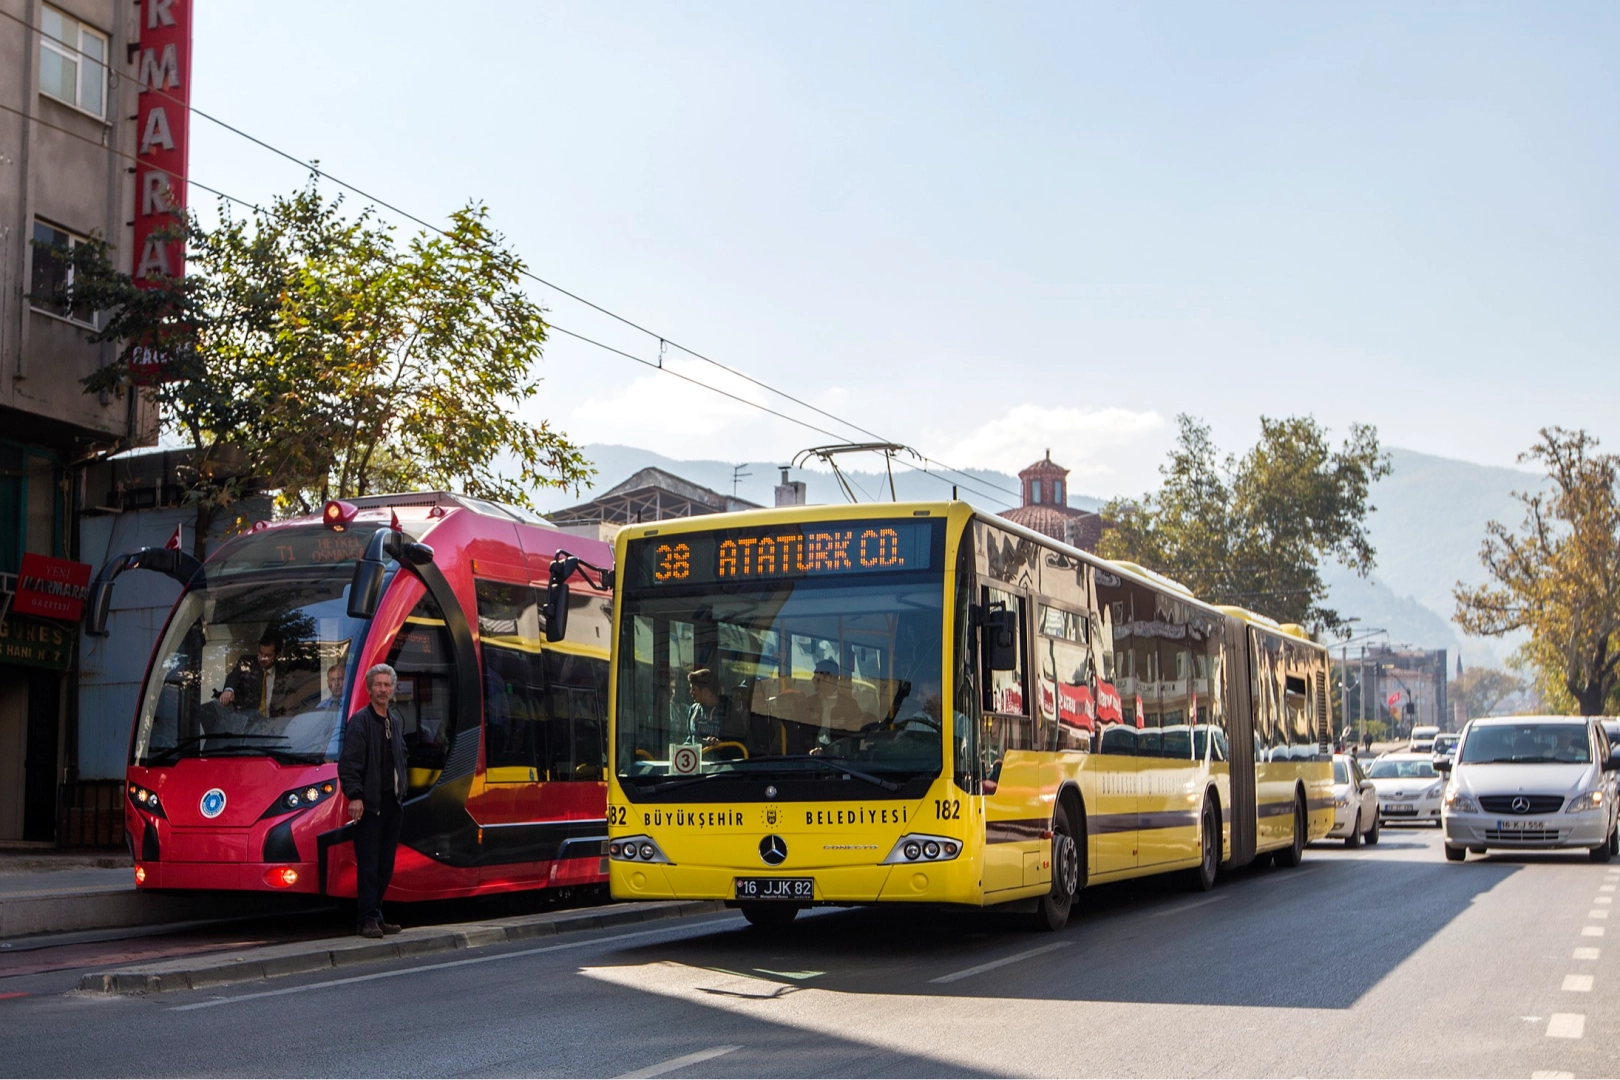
[742,755,902,792]
[145,732,288,764]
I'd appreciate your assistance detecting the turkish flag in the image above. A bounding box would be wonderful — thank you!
[164,524,183,551]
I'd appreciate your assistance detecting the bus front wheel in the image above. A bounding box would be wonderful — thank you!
[1028,803,1079,932]
[740,902,801,929]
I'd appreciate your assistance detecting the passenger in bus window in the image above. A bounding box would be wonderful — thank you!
[684,668,729,746]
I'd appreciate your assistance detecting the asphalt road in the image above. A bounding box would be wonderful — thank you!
[2,826,1616,1078]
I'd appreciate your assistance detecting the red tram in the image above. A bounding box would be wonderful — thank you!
[90,493,614,901]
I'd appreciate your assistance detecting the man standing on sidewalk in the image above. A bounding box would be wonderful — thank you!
[339,663,409,938]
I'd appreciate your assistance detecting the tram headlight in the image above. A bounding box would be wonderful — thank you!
[607,835,671,864]
[265,781,336,819]
[882,834,964,865]
[128,784,165,818]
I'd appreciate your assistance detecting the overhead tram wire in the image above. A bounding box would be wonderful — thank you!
[6,15,1021,504]
[546,326,1014,509]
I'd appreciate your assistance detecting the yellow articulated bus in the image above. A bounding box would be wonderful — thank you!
[599,501,1332,930]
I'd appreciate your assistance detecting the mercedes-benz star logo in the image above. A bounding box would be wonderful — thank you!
[200,788,227,819]
[1511,796,1531,813]
[759,834,788,866]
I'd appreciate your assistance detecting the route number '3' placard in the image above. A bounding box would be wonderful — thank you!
[669,744,702,775]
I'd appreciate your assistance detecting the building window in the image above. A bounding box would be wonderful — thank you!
[39,6,107,119]
[30,221,92,324]
[1030,479,1041,505]
[1054,480,1063,505]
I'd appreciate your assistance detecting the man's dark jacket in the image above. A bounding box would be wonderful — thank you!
[338,706,409,810]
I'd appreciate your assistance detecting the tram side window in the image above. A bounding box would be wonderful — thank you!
[477,581,545,781]
[543,651,609,781]
[387,596,457,796]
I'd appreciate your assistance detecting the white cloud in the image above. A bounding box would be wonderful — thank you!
[566,356,783,454]
[932,404,1166,481]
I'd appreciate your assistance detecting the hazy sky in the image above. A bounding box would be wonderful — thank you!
[189,2,1617,501]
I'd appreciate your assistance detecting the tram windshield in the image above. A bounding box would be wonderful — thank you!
[616,524,946,790]
[132,569,366,767]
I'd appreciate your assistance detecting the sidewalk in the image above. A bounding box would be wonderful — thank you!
[0,851,323,941]
[77,899,727,995]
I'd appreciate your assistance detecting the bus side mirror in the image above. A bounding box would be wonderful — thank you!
[983,603,1018,672]
[543,580,570,642]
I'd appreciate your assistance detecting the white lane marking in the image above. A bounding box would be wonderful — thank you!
[1532,1070,1575,1079]
[1574,947,1601,960]
[1596,896,1613,905]
[1546,1014,1585,1039]
[930,941,1072,984]
[1562,974,1594,992]
[1601,884,1617,892]
[1589,909,1610,919]
[1150,895,1228,918]
[1582,926,1605,937]
[168,915,742,1011]
[617,1045,741,1079]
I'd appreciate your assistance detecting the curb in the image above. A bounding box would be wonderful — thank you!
[1,887,329,941]
[77,900,726,995]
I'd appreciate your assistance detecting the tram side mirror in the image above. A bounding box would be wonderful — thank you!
[348,559,386,620]
[543,580,570,642]
[84,580,114,637]
[983,603,1018,672]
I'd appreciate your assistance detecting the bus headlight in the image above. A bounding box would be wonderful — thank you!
[608,835,671,864]
[265,782,337,817]
[882,834,962,864]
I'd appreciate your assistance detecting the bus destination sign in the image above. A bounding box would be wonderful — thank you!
[633,519,937,589]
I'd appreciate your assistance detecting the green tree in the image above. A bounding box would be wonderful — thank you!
[1455,428,1620,716]
[1098,414,1390,630]
[38,182,590,558]
[1447,666,1524,720]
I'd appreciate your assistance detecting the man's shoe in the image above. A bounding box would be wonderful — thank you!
[380,921,402,935]
[359,919,385,939]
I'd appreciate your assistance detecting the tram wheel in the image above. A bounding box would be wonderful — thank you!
[1187,800,1219,892]
[1273,799,1306,868]
[1027,803,1079,932]
[739,902,801,929]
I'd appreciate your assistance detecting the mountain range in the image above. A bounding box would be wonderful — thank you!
[535,444,1536,669]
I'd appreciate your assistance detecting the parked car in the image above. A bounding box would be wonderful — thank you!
[1327,753,1380,847]
[1367,753,1444,826]
[1409,724,1441,753]
[1439,715,1620,862]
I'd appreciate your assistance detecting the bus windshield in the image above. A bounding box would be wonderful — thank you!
[616,574,945,789]
[132,569,366,767]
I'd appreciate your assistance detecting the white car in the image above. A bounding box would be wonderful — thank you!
[1327,753,1380,847]
[1439,715,1620,862]
[1366,753,1445,826]
[1409,724,1440,753]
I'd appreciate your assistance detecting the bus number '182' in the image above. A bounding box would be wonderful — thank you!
[935,799,960,820]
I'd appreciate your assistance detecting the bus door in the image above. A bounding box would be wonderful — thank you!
[980,585,1047,894]
[471,579,609,885]
[1090,584,1137,876]
[1139,635,1199,867]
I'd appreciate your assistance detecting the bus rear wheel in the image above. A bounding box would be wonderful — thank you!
[1028,803,1079,932]
[739,903,801,929]
[1187,801,1219,892]
[1273,799,1306,868]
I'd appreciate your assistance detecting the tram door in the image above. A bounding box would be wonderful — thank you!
[471,579,609,883]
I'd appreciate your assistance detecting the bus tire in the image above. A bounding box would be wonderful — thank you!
[1027,802,1078,932]
[1273,797,1306,868]
[1187,798,1219,892]
[740,902,801,929]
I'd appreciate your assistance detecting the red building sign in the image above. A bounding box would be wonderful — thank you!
[132,0,193,298]
[13,554,94,622]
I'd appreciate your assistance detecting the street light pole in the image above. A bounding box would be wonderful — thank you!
[1335,626,1387,753]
